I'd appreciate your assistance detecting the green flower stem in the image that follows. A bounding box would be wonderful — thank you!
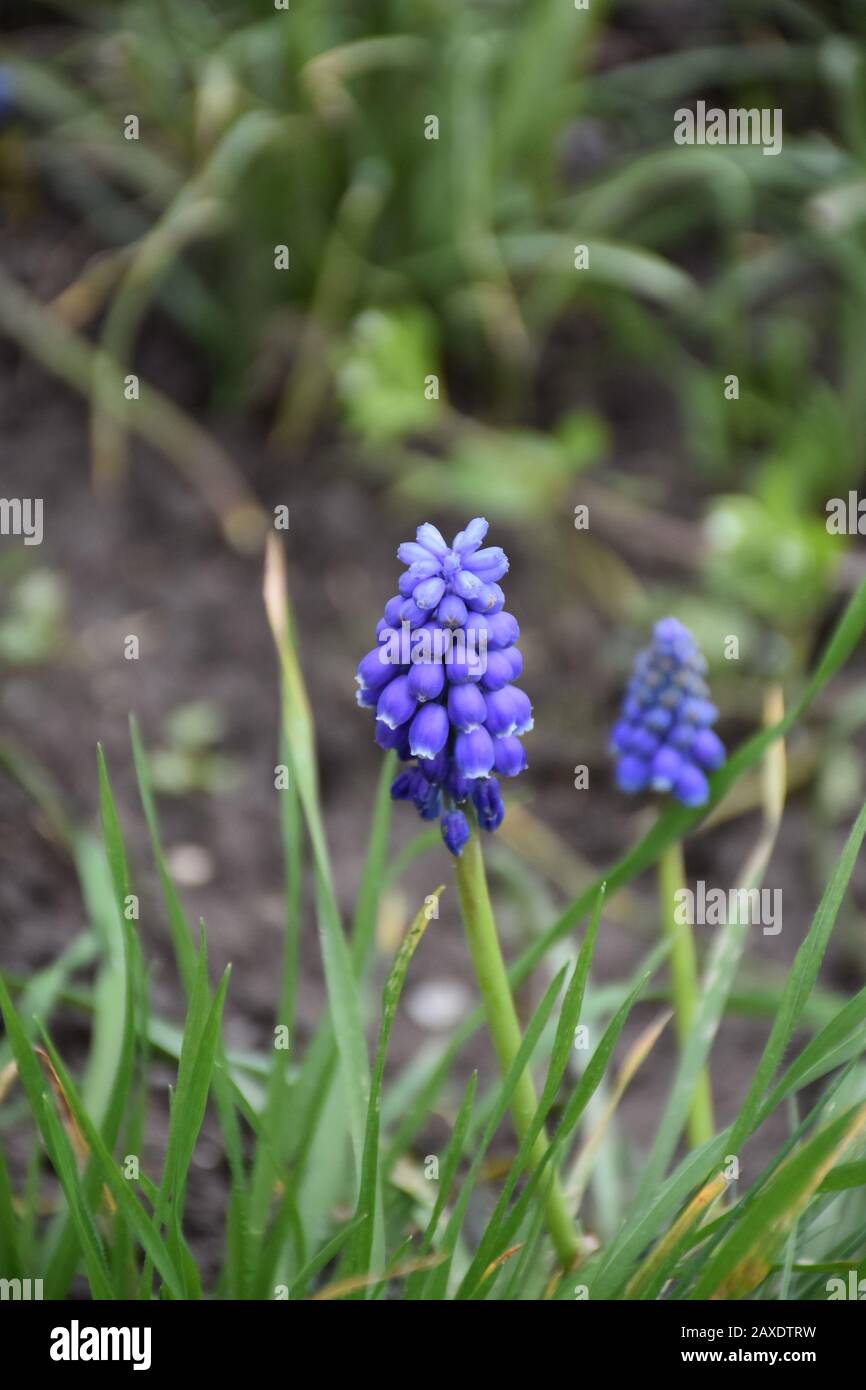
[454,826,579,1270]
[658,835,714,1148]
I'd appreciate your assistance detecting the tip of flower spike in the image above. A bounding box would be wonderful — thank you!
[652,616,697,666]
[415,522,449,557]
[452,518,488,554]
[653,616,690,645]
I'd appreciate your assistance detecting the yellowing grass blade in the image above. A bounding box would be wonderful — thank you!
[0,1048,116,1214]
[710,1102,866,1300]
[625,1172,727,1300]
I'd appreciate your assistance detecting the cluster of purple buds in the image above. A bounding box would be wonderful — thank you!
[356,518,531,856]
[610,617,726,807]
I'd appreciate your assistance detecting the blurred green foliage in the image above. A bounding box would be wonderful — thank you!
[705,493,839,629]
[3,0,866,639]
[0,567,66,665]
[395,415,608,516]
[337,306,444,444]
[148,700,239,796]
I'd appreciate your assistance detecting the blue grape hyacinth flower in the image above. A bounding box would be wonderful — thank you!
[356,517,531,855]
[610,617,725,807]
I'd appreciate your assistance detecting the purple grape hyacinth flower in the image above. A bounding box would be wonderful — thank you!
[356,517,530,855]
[611,617,725,807]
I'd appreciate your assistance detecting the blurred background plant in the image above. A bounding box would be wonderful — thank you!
[2,2,865,605]
[146,699,238,797]
[0,559,66,665]
[2,1,866,948]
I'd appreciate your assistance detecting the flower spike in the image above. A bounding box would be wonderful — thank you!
[611,617,725,807]
[357,518,530,854]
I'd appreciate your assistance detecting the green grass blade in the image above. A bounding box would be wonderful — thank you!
[130,715,198,994]
[482,970,652,1300]
[418,964,569,1300]
[405,1071,478,1300]
[35,1024,186,1300]
[0,972,185,1299]
[690,1103,866,1299]
[265,537,370,1179]
[0,1146,21,1282]
[288,1214,367,1301]
[131,719,250,1292]
[166,969,231,1295]
[350,749,397,974]
[589,1129,730,1299]
[729,798,866,1153]
[42,749,139,1295]
[252,1181,306,1300]
[635,911,747,1198]
[138,929,226,1296]
[342,889,439,1290]
[760,981,866,1118]
[456,888,605,1297]
[38,1094,114,1300]
[594,1053,861,1301]
[819,1161,866,1193]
